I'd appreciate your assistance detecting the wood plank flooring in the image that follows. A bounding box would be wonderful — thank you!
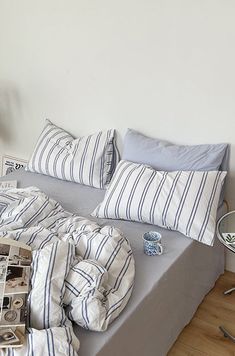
[168,271,235,356]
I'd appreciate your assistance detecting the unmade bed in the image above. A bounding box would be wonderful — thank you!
[0,169,225,356]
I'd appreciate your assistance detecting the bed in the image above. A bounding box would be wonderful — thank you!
[0,168,225,356]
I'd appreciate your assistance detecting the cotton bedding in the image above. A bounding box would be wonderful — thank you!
[0,187,135,355]
[0,169,225,356]
[92,160,226,246]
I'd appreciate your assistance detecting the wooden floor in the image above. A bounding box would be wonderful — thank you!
[168,271,235,356]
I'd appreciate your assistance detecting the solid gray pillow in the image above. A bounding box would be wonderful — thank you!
[123,129,229,172]
[122,129,229,206]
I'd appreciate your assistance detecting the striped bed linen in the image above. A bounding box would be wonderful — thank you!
[0,327,80,356]
[0,187,135,355]
[92,160,227,246]
[26,120,119,189]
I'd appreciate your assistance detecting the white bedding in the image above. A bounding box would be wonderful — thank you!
[0,187,135,355]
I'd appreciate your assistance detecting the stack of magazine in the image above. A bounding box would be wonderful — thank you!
[0,238,31,348]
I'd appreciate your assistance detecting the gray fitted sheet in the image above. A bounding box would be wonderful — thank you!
[1,170,225,356]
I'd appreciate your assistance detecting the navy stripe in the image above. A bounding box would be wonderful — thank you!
[86,259,105,274]
[70,140,80,182]
[114,164,138,219]
[49,328,56,356]
[38,232,55,249]
[186,172,208,236]
[161,171,182,226]
[71,266,94,284]
[108,132,120,183]
[95,234,110,260]
[83,232,99,260]
[79,135,92,185]
[61,149,70,181]
[198,171,221,241]
[82,294,89,329]
[149,172,168,224]
[126,166,146,220]
[45,133,71,176]
[114,253,132,294]
[173,171,195,230]
[30,121,54,172]
[27,226,44,245]
[38,130,62,174]
[65,327,72,356]
[43,242,58,328]
[68,328,75,356]
[137,170,156,222]
[45,329,52,356]
[24,198,50,227]
[65,280,80,296]
[28,249,40,325]
[53,146,67,178]
[89,131,102,187]
[3,196,38,226]
[99,131,110,188]
[105,238,124,270]
[106,282,134,319]
[107,251,132,295]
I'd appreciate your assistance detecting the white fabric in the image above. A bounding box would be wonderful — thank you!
[0,327,80,356]
[92,160,227,246]
[26,120,119,188]
[0,187,135,354]
[29,240,75,330]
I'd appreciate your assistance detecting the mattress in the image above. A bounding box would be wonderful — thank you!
[0,169,225,356]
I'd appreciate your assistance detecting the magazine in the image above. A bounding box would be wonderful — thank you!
[0,181,17,190]
[0,238,31,348]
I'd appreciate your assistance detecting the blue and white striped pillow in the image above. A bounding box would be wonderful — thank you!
[26,120,119,188]
[92,160,227,246]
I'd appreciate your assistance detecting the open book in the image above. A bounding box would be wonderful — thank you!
[0,238,31,348]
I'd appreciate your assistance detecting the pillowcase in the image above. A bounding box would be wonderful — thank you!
[123,129,229,172]
[123,129,229,206]
[26,120,119,189]
[92,160,227,246]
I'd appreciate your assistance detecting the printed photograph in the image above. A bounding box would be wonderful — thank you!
[0,283,5,299]
[1,155,27,177]
[0,293,27,326]
[0,326,25,347]
[0,245,10,257]
[0,328,19,345]
[8,246,31,267]
[4,266,30,294]
[0,260,7,283]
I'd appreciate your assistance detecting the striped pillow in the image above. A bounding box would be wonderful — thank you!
[92,160,227,246]
[26,120,119,188]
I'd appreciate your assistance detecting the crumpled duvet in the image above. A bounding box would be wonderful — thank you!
[0,187,135,355]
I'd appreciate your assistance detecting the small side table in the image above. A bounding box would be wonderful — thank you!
[217,210,235,341]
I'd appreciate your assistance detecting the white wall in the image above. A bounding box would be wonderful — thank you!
[1,0,235,269]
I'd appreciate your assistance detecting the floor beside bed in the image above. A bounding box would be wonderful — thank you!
[168,271,235,356]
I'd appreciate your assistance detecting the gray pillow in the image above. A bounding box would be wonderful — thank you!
[123,129,229,172]
[122,129,229,206]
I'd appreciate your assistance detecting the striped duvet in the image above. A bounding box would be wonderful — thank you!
[0,187,135,355]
